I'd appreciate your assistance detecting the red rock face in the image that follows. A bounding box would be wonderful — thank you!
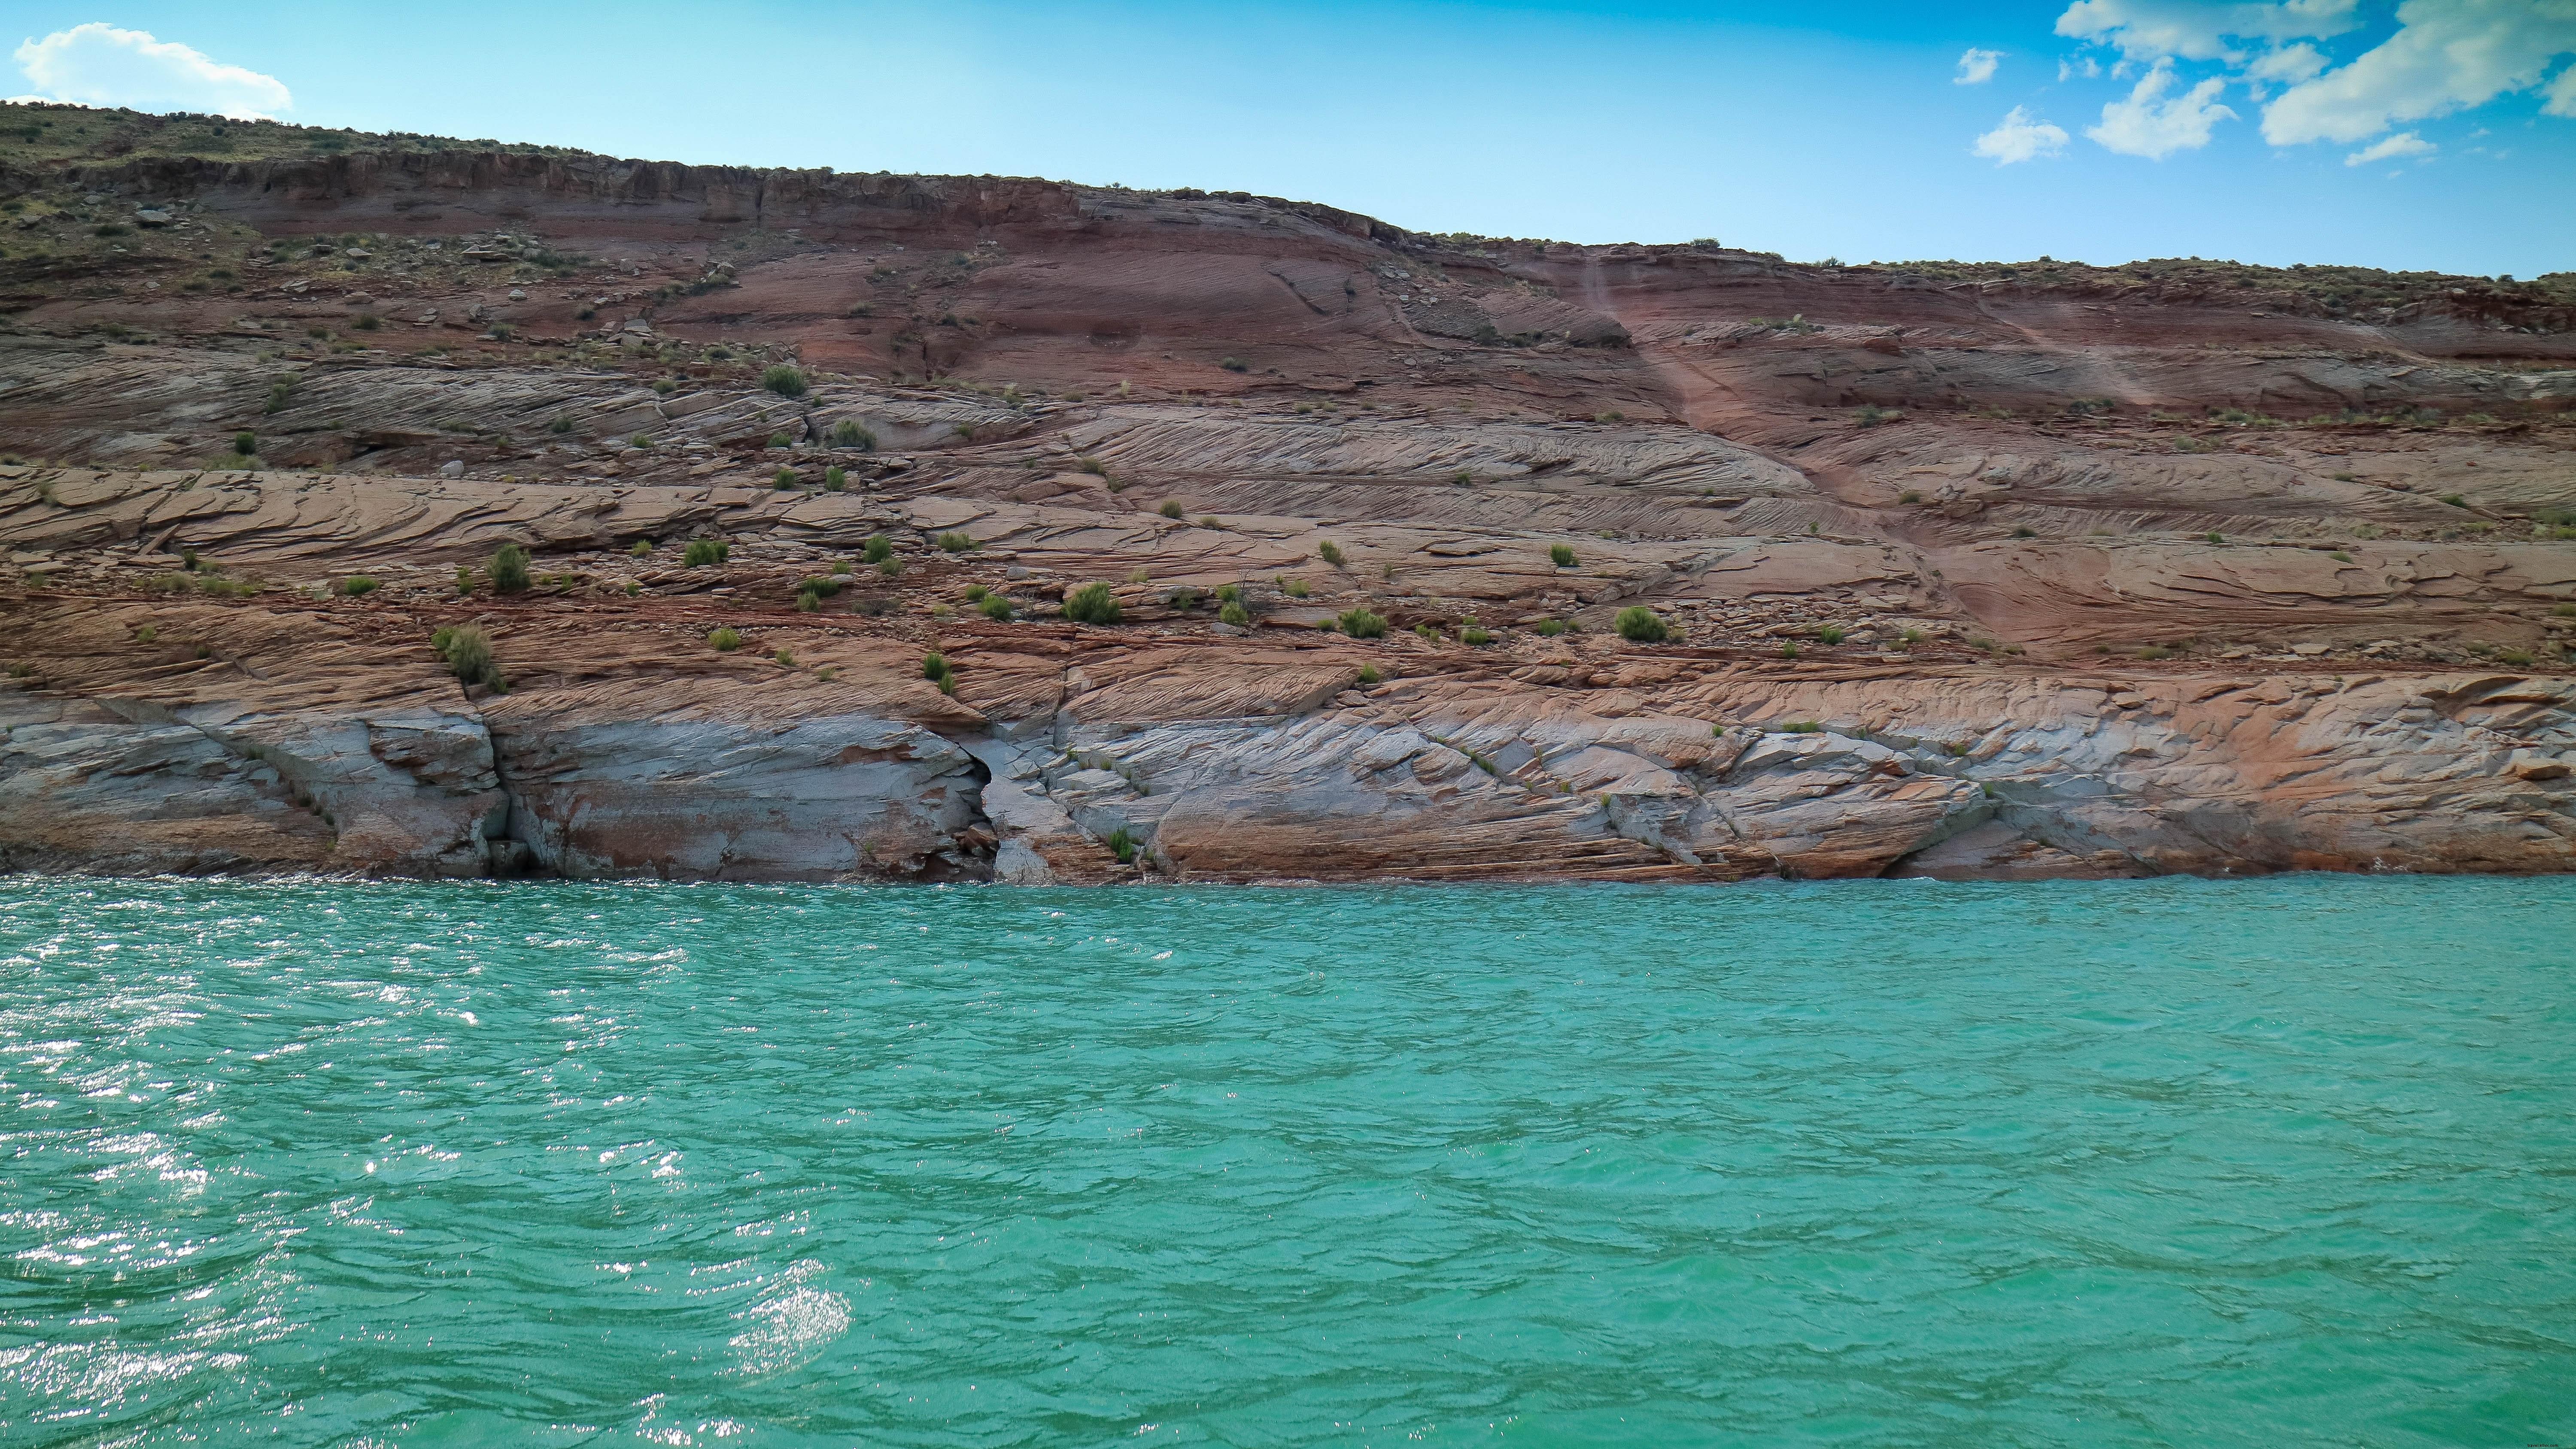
[2,119,2573,881]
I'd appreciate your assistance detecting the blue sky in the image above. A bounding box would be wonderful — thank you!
[10,1,2573,276]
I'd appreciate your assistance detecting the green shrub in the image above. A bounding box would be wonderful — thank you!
[1898,627,1925,649]
[1317,540,1347,567]
[629,433,653,449]
[830,420,874,449]
[796,590,822,612]
[2440,493,2468,508]
[980,594,1015,620]
[878,557,904,578]
[489,543,532,594]
[773,648,795,666]
[709,627,742,652]
[1900,490,1922,504]
[2498,648,2535,667]
[1549,543,1577,568]
[1815,624,1844,645]
[1614,606,1668,643]
[1338,608,1388,639]
[2205,532,2224,544]
[2011,526,2037,539]
[1780,641,1800,659]
[1533,618,1567,637]
[454,564,474,595]
[922,652,954,692]
[430,625,501,689]
[1075,455,1107,476]
[683,539,730,567]
[1461,625,1492,646]
[767,432,792,449]
[832,559,853,576]
[339,576,379,597]
[824,466,847,491]
[1780,721,1823,734]
[937,532,974,553]
[1282,578,1310,599]
[1355,664,1382,686]
[1063,582,1123,625]
[1219,601,1251,627]
[353,313,380,331]
[1160,499,1184,519]
[802,575,844,599]
[1218,357,1249,372]
[1215,583,1242,603]
[863,535,894,564]
[1106,825,1136,863]
[549,414,576,435]
[762,365,808,398]
[232,431,257,456]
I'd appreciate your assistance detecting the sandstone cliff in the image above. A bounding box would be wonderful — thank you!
[4,103,2573,882]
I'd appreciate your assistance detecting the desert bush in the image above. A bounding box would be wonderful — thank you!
[1317,540,1346,567]
[938,532,975,553]
[709,627,743,652]
[922,652,954,689]
[862,535,894,564]
[767,432,792,449]
[1780,721,1823,734]
[232,431,258,456]
[1219,357,1249,372]
[489,543,532,594]
[1355,665,1382,685]
[1815,624,1844,645]
[1533,618,1567,636]
[549,414,576,435]
[1615,606,1668,643]
[825,466,847,491]
[1461,625,1492,646]
[1063,582,1123,625]
[773,648,795,666]
[1338,608,1388,639]
[1160,500,1184,519]
[684,539,731,567]
[1106,825,1136,863]
[339,576,379,597]
[1219,601,1251,627]
[353,313,380,331]
[830,419,875,449]
[431,624,502,689]
[774,467,799,489]
[1549,543,1577,568]
[762,365,808,398]
[1282,578,1310,599]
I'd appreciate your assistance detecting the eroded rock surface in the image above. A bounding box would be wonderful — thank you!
[3,110,2573,880]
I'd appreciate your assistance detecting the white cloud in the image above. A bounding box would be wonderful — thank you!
[2245,42,2327,84]
[1974,106,2072,163]
[2552,60,2576,116]
[2261,0,2576,144]
[2086,60,2239,155]
[2344,130,2435,164]
[2056,0,2360,63]
[2059,54,2105,80]
[1955,48,2004,85]
[12,24,289,120]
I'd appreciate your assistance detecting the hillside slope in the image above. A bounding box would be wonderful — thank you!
[6,102,2575,881]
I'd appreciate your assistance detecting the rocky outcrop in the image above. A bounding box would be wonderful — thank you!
[3,114,2573,882]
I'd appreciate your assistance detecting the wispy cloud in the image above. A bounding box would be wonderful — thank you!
[2262,0,2576,144]
[11,23,289,120]
[1974,106,2072,163]
[2344,130,2435,164]
[1955,48,2004,85]
[2086,59,2237,156]
[2051,0,2576,159]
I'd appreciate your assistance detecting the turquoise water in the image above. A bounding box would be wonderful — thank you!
[2,878,2572,1447]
